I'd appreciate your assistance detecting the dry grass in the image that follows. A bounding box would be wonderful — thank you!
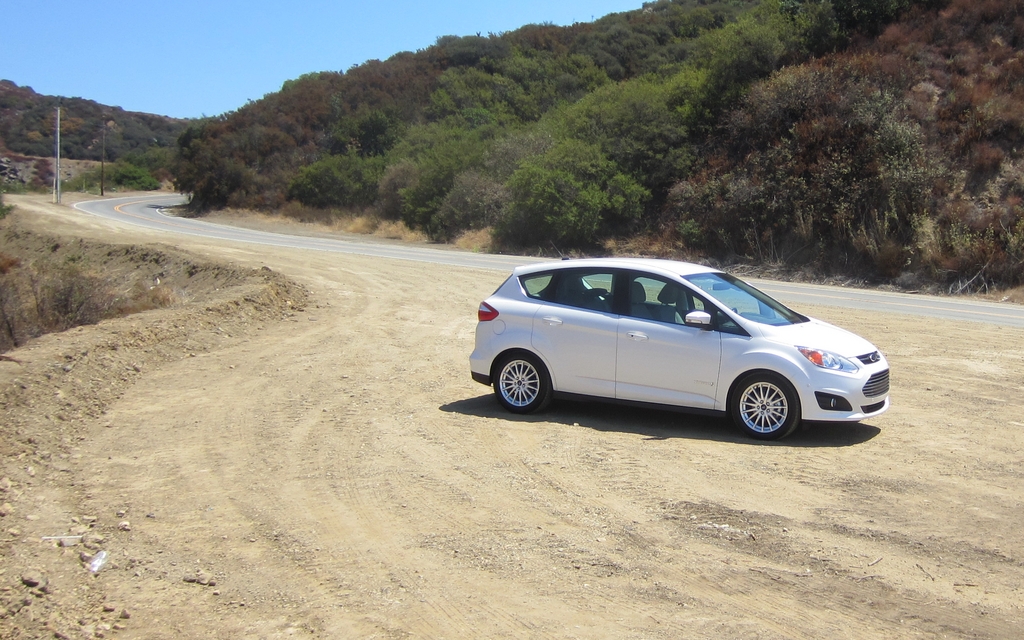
[0,252,20,274]
[207,207,428,243]
[0,254,181,354]
[112,283,183,316]
[452,228,493,252]
[603,233,692,260]
[337,216,379,235]
[373,220,427,242]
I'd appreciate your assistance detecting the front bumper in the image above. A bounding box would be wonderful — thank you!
[798,366,890,422]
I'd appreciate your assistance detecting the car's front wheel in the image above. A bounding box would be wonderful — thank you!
[730,372,801,440]
[493,352,552,414]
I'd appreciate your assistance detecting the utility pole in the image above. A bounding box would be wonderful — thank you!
[100,126,105,196]
[53,103,62,204]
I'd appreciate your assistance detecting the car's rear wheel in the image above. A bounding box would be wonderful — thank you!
[730,372,800,440]
[494,352,552,414]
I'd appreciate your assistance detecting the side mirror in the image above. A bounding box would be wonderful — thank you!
[684,310,713,330]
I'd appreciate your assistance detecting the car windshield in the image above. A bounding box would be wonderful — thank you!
[684,272,807,326]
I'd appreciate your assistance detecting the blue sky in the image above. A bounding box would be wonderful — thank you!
[3,1,644,119]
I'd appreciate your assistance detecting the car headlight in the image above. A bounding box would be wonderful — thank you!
[797,347,859,373]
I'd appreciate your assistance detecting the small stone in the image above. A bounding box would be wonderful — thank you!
[21,571,45,588]
[0,477,11,491]
[117,521,131,531]
[25,514,39,521]
[103,604,116,612]
[115,510,126,518]
[145,513,155,519]
[183,575,197,583]
[59,537,78,547]
[0,503,12,516]
[119,609,131,619]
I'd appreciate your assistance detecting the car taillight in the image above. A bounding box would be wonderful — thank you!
[478,302,499,322]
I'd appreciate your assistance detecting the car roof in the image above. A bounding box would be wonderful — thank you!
[511,257,720,279]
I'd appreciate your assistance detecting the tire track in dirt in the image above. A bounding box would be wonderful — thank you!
[218,260,563,637]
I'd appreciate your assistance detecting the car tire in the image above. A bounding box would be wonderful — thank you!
[730,372,801,440]
[493,352,552,414]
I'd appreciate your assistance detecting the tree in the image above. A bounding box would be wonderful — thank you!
[560,77,692,199]
[498,139,648,248]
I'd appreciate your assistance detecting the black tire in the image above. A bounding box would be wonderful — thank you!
[730,372,801,440]
[493,352,552,414]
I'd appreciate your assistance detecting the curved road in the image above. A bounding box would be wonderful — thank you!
[74,193,1024,328]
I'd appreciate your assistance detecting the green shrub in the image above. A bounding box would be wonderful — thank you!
[287,153,384,209]
[496,139,649,248]
[110,162,161,190]
[434,171,510,241]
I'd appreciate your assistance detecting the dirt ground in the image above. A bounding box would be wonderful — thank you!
[1,193,1023,639]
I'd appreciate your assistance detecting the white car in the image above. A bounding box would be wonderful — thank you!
[469,258,889,440]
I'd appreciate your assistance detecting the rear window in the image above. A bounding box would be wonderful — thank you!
[520,269,616,313]
[521,273,554,299]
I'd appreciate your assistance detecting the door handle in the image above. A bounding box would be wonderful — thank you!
[627,331,648,341]
[542,316,563,326]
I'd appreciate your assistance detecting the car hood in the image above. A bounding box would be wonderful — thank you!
[758,318,878,358]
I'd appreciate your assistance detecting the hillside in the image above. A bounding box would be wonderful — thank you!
[670,0,1024,291]
[171,0,1021,290]
[0,80,187,187]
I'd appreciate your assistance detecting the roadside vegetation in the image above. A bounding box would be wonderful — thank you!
[0,231,181,354]
[0,192,12,219]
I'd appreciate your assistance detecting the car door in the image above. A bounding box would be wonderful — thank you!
[530,269,619,397]
[615,274,722,409]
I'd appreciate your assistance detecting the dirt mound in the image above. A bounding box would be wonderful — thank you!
[0,221,307,638]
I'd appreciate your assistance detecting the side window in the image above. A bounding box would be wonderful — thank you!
[627,276,698,325]
[551,270,615,312]
[521,273,554,300]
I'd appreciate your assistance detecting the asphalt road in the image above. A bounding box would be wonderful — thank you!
[74,193,1024,328]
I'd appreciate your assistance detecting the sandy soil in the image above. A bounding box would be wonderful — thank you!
[1,193,1023,639]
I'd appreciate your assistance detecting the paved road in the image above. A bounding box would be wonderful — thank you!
[74,194,1024,328]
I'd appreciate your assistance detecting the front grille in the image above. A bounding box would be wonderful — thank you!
[861,400,886,414]
[857,351,882,365]
[862,369,890,398]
